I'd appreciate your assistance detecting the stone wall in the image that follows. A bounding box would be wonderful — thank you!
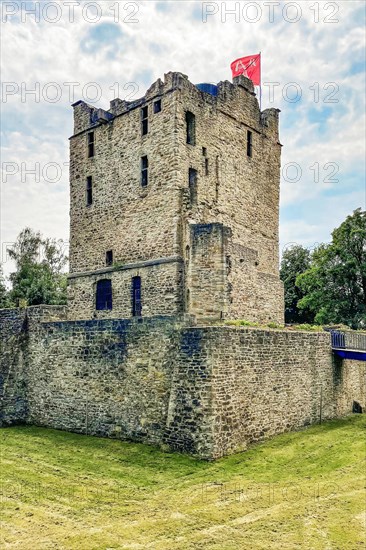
[0,308,28,425]
[0,306,67,426]
[25,311,180,445]
[1,307,364,459]
[164,327,366,459]
[68,72,284,324]
[178,75,284,323]
[209,328,365,457]
[67,258,184,321]
[187,223,230,320]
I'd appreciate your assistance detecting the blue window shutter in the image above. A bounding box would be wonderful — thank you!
[96,279,112,310]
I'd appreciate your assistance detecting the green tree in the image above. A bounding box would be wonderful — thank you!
[297,209,366,328]
[0,266,12,308]
[280,244,313,323]
[9,227,68,307]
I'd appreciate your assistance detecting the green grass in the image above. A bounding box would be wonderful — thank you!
[1,416,365,549]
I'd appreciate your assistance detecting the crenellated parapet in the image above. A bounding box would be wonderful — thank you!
[71,72,280,140]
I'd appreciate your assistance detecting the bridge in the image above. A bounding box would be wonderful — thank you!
[330,330,366,361]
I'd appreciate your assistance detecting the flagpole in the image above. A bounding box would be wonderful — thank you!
[259,51,262,111]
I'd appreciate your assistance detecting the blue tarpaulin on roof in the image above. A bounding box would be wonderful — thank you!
[196,83,218,96]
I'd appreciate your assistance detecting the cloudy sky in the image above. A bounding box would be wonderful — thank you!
[1,0,365,276]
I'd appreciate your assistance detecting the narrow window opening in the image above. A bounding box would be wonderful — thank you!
[96,279,112,310]
[154,99,162,113]
[202,147,207,156]
[88,132,95,158]
[186,111,196,145]
[205,158,209,176]
[132,276,142,317]
[106,250,113,266]
[189,168,197,205]
[247,130,253,157]
[141,155,148,187]
[86,176,93,205]
[141,106,148,135]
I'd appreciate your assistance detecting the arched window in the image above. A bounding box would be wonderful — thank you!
[96,279,112,310]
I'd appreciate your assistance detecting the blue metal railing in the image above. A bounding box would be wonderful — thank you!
[330,330,346,349]
[330,330,366,351]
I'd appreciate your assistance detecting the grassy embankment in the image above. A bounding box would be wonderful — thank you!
[1,416,365,549]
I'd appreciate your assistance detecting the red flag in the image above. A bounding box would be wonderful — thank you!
[230,54,261,86]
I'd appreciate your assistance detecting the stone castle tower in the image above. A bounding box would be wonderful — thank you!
[2,72,364,459]
[67,72,284,323]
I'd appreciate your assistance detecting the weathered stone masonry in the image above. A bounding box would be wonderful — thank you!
[1,72,364,458]
[1,306,364,459]
[68,72,284,323]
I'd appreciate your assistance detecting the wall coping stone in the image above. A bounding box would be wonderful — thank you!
[68,256,184,280]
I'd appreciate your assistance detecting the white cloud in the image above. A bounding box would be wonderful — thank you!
[1,0,365,277]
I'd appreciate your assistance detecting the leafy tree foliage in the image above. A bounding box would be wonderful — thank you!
[8,228,68,307]
[297,209,366,329]
[280,245,313,323]
[0,266,12,308]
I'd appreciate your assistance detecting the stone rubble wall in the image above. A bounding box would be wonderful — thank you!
[176,75,284,324]
[187,223,230,320]
[25,312,180,445]
[205,327,366,458]
[0,306,67,426]
[1,307,364,459]
[0,308,28,425]
[67,259,184,321]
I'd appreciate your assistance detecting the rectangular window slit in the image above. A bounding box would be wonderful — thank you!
[132,276,142,317]
[106,250,113,266]
[205,158,209,176]
[141,155,148,187]
[88,132,95,158]
[154,99,162,113]
[86,176,93,205]
[141,106,148,135]
[186,111,196,145]
[247,130,253,157]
